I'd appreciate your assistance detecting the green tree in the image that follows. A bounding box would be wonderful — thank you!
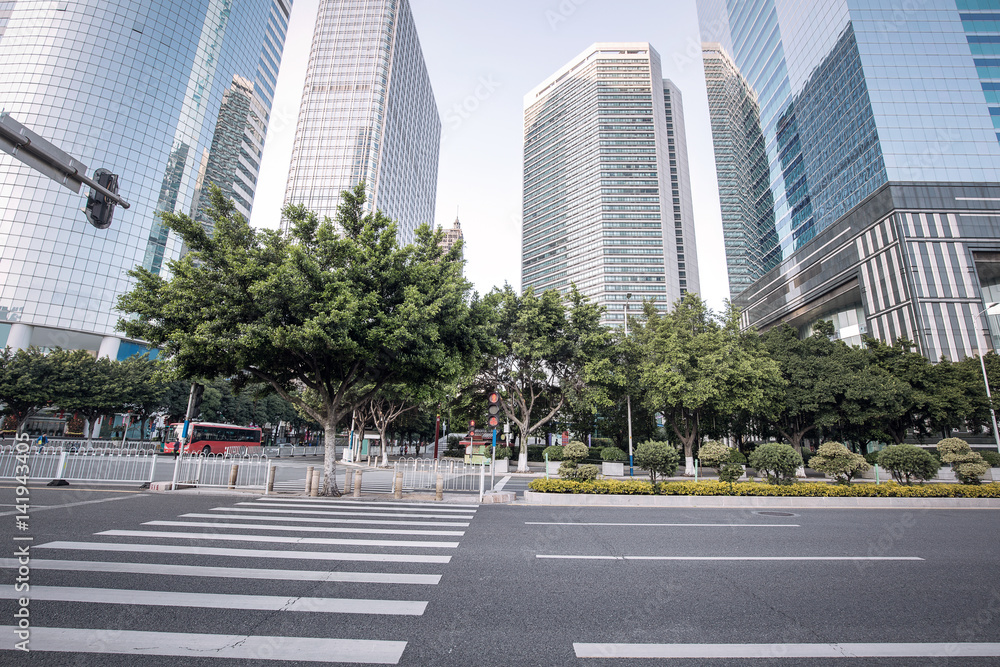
[52,352,124,442]
[748,443,803,484]
[808,441,869,484]
[117,355,168,440]
[475,285,611,472]
[637,294,783,474]
[763,321,848,453]
[634,440,680,483]
[117,184,482,495]
[876,444,940,485]
[0,348,96,435]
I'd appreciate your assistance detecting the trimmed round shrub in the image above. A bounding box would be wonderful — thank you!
[718,461,744,484]
[600,446,628,462]
[936,438,971,462]
[697,440,730,470]
[563,441,589,463]
[542,445,564,461]
[800,449,814,467]
[728,449,748,466]
[591,437,613,448]
[864,450,880,466]
[877,444,941,485]
[808,441,870,485]
[748,443,803,485]
[494,446,512,460]
[559,461,599,481]
[634,440,681,483]
[981,451,1000,467]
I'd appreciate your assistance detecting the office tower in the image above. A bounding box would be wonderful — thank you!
[284,0,440,244]
[522,42,700,326]
[699,0,1000,360]
[439,215,464,255]
[0,1,13,41]
[0,0,290,357]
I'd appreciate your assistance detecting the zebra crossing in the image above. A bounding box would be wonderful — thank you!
[1,495,478,664]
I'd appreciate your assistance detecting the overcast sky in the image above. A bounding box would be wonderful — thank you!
[249,0,729,311]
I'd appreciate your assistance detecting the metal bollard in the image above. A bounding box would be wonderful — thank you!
[353,469,362,498]
[265,464,276,495]
[228,464,239,490]
[310,469,321,497]
[394,471,403,499]
[435,473,443,501]
[304,466,314,495]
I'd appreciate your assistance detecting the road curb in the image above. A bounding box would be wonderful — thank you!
[522,490,1000,508]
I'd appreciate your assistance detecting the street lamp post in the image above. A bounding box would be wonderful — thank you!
[625,293,634,477]
[973,302,1000,454]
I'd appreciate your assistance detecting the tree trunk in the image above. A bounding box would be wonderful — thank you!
[380,427,389,467]
[516,425,530,472]
[321,422,341,496]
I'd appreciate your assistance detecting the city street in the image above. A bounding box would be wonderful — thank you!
[1,485,999,665]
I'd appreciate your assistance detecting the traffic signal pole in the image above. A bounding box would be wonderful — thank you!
[0,113,130,227]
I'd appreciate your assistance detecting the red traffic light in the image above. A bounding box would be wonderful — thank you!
[469,420,476,428]
[488,416,499,427]
[488,392,500,404]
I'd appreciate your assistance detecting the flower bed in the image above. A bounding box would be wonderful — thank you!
[527,478,1000,498]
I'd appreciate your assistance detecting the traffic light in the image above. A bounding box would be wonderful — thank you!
[84,168,119,229]
[487,391,500,428]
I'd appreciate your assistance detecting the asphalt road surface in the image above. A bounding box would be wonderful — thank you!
[0,484,998,666]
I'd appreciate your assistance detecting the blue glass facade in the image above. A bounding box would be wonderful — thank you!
[0,0,290,356]
[699,0,1000,295]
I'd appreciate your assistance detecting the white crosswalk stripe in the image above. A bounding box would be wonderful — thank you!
[2,494,477,664]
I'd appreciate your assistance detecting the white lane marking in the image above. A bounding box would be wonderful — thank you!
[538,555,925,561]
[144,520,465,537]
[0,586,426,615]
[493,475,512,491]
[0,493,145,516]
[0,626,406,663]
[36,541,451,564]
[0,558,440,585]
[191,512,469,527]
[98,529,459,548]
[255,497,479,509]
[525,522,799,527]
[240,501,475,514]
[573,642,1000,659]
[218,506,473,521]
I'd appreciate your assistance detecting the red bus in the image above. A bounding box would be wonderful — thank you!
[164,422,262,455]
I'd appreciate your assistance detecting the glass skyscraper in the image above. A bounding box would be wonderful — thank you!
[522,42,700,326]
[0,0,290,358]
[284,0,440,243]
[700,0,1000,360]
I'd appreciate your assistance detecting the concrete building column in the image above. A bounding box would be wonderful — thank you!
[6,323,33,351]
[98,336,121,360]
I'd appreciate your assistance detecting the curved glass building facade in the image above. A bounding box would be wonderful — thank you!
[701,0,1000,361]
[0,0,290,357]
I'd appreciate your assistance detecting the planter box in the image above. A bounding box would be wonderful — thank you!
[493,459,509,474]
[546,461,562,475]
[602,461,624,477]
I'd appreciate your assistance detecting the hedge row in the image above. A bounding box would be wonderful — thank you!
[527,479,1000,498]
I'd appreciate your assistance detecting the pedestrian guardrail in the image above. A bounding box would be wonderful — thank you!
[172,453,271,489]
[393,457,486,493]
[0,448,158,484]
[262,445,324,458]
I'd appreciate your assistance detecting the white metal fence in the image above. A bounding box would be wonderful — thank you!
[262,445,324,458]
[0,438,158,452]
[173,453,271,489]
[393,457,486,493]
[0,448,159,484]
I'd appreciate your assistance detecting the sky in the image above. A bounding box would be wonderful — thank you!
[249,0,729,311]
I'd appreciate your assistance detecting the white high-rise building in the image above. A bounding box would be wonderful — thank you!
[284,0,440,243]
[521,43,699,325]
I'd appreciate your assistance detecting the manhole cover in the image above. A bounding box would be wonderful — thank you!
[755,511,796,517]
